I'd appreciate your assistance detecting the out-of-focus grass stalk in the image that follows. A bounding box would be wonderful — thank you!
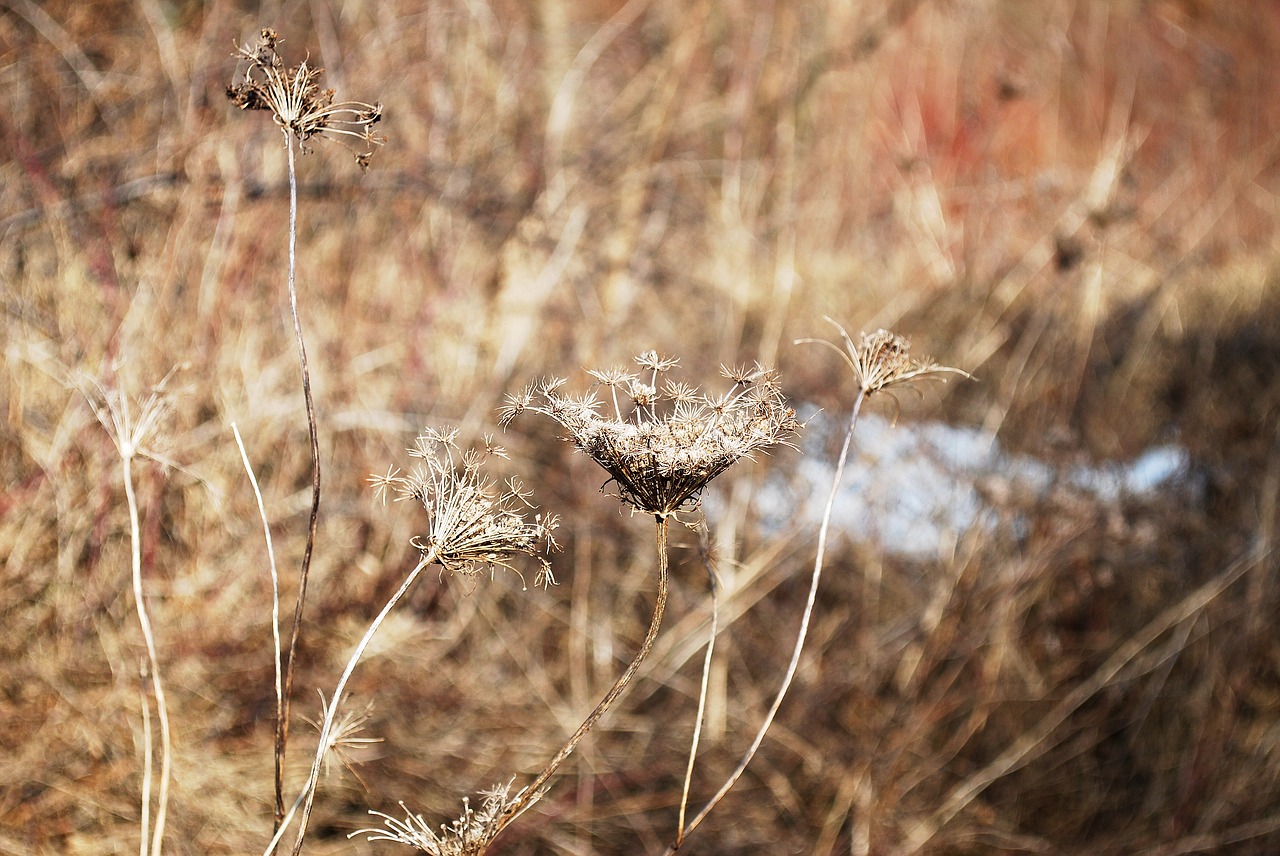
[232,422,284,814]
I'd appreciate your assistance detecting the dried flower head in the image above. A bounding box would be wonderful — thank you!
[302,692,382,787]
[226,28,383,168]
[74,364,187,467]
[799,319,971,400]
[351,780,535,856]
[370,428,559,589]
[501,354,801,518]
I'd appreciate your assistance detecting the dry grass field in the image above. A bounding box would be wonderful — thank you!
[4,0,1280,853]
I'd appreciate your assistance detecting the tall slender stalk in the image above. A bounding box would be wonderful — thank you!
[495,515,672,838]
[123,446,172,856]
[667,390,866,852]
[225,31,382,836]
[676,528,720,839]
[79,377,179,856]
[280,553,436,856]
[233,423,284,833]
[273,130,324,836]
[668,322,966,851]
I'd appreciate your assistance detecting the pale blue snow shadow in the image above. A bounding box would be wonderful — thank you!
[747,411,1191,559]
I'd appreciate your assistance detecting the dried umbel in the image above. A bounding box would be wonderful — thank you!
[370,428,560,589]
[302,693,382,785]
[353,780,534,856]
[501,352,802,518]
[821,325,971,398]
[226,27,383,167]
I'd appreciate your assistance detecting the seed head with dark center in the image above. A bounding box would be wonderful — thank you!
[501,354,801,518]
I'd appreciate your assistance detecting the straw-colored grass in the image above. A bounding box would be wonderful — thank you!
[4,1,1280,853]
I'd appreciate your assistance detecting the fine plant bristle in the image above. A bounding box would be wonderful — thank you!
[301,692,382,786]
[500,354,801,518]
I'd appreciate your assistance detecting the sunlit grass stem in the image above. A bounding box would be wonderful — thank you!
[676,533,719,840]
[122,442,172,856]
[232,422,284,831]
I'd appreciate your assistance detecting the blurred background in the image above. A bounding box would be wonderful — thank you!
[4,0,1280,852]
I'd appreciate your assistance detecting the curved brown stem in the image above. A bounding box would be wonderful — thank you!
[494,515,672,839]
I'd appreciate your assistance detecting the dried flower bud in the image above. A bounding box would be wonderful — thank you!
[799,320,971,399]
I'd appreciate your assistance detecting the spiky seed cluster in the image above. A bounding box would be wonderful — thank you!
[370,428,559,589]
[846,328,970,395]
[352,780,533,856]
[799,322,971,399]
[501,351,801,518]
[226,28,383,168]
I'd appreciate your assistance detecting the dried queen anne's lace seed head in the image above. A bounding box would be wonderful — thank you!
[226,28,384,168]
[369,428,559,589]
[799,320,972,401]
[352,780,532,856]
[848,329,959,395]
[501,354,801,518]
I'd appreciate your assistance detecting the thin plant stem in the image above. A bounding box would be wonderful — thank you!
[137,680,152,856]
[285,552,437,856]
[233,422,284,826]
[276,132,324,835]
[666,390,868,852]
[123,443,172,856]
[262,790,306,856]
[676,532,720,845]
[494,515,672,839]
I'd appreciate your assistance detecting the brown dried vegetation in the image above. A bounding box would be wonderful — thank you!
[4,1,1280,854]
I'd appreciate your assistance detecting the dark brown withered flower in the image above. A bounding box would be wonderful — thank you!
[501,353,801,518]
